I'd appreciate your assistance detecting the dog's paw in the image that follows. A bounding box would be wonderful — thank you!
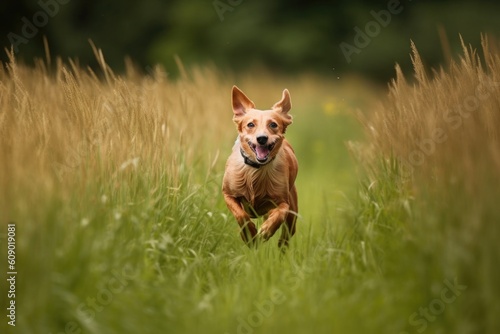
[257,227,272,241]
[258,218,282,241]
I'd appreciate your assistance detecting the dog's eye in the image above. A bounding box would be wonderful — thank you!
[247,122,255,128]
[269,122,278,129]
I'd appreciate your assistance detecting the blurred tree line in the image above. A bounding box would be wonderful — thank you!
[1,0,499,81]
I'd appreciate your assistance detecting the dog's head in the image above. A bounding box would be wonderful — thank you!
[231,86,292,165]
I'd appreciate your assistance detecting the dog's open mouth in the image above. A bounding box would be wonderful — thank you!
[249,141,275,163]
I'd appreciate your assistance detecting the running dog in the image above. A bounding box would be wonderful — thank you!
[222,86,298,248]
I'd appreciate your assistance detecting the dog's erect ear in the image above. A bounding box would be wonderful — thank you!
[232,86,255,118]
[272,89,292,117]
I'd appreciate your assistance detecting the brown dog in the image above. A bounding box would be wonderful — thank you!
[222,86,298,248]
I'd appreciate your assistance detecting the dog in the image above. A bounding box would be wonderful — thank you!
[222,86,298,248]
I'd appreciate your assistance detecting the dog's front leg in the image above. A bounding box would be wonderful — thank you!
[258,203,289,241]
[223,194,258,246]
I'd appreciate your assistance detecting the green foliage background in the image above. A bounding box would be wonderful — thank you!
[2,0,500,80]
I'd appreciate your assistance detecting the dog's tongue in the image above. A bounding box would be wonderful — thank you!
[255,145,269,160]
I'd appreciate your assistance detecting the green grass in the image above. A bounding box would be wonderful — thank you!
[11,113,371,334]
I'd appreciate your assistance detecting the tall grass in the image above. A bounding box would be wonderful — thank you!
[1,48,237,333]
[0,46,373,334]
[1,36,499,334]
[355,34,500,333]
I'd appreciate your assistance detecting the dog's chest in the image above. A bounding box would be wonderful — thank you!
[237,166,287,210]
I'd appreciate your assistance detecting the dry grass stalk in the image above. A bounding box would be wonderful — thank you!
[363,35,500,194]
[0,48,231,217]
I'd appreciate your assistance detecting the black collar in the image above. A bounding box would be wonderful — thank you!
[240,148,273,169]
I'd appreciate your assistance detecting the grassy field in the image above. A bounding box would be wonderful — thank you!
[1,37,499,334]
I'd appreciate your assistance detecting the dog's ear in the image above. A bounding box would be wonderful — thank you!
[232,86,255,118]
[272,89,292,118]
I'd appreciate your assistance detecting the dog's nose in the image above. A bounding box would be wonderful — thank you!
[256,135,268,145]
